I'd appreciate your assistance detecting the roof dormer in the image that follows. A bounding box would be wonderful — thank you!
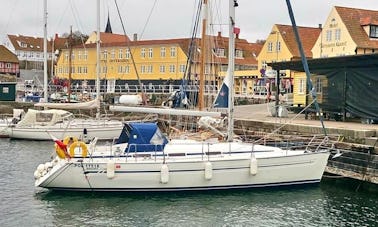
[360,16,378,38]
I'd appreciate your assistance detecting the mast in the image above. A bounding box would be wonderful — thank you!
[43,0,48,104]
[227,0,237,142]
[68,26,72,103]
[96,0,101,118]
[199,0,208,110]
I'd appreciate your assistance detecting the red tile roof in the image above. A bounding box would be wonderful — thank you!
[86,32,130,44]
[0,45,18,63]
[7,34,54,52]
[335,6,378,49]
[275,24,321,58]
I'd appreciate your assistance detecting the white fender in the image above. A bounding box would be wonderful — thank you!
[204,161,213,180]
[160,164,169,184]
[34,170,41,179]
[107,160,115,179]
[44,162,53,170]
[250,155,258,175]
[37,164,45,173]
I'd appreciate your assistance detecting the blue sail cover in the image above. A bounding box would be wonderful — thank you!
[117,122,168,152]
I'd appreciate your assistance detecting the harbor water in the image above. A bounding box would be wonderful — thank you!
[0,139,377,227]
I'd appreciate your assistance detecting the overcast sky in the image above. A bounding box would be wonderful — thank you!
[2,0,378,43]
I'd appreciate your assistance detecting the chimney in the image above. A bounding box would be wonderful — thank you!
[55,33,59,40]
[236,33,239,39]
[218,31,221,37]
[318,24,322,29]
[133,33,138,41]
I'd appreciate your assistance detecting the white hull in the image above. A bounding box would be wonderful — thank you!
[35,144,330,191]
[7,120,123,140]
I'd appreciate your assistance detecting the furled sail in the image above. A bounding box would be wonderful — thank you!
[34,98,100,110]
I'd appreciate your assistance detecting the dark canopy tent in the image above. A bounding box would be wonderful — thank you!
[269,54,378,121]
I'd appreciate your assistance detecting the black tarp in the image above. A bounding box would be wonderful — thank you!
[269,54,378,121]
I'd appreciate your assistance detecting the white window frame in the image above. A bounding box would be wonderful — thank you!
[125,49,130,59]
[335,29,341,41]
[299,79,305,94]
[170,47,176,57]
[159,65,165,73]
[124,65,130,74]
[118,49,123,59]
[169,64,175,73]
[148,48,153,58]
[267,42,273,52]
[160,47,166,58]
[326,30,332,42]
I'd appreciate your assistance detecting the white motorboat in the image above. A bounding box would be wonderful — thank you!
[34,0,331,192]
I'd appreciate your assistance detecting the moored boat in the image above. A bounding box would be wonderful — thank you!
[33,0,332,192]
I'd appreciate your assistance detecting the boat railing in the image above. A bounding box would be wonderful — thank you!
[125,144,165,162]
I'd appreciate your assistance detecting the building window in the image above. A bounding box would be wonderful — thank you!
[125,49,130,59]
[205,64,210,74]
[370,25,378,38]
[299,79,305,94]
[335,29,341,41]
[326,30,332,42]
[170,47,176,57]
[147,65,153,73]
[5,63,11,68]
[179,64,186,73]
[141,65,146,73]
[160,47,166,57]
[78,51,82,60]
[159,65,165,73]
[103,51,108,60]
[235,49,243,58]
[315,77,322,93]
[169,64,175,73]
[118,66,123,74]
[118,49,123,59]
[216,48,225,57]
[84,51,88,60]
[102,66,107,74]
[267,42,273,52]
[148,48,153,58]
[124,65,130,73]
[111,49,115,59]
[141,48,146,58]
[276,41,281,52]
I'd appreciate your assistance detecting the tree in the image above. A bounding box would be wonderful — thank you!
[61,30,89,46]
[255,39,266,45]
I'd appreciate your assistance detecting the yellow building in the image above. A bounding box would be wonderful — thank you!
[301,6,378,107]
[55,32,261,95]
[257,24,320,104]
[312,6,378,58]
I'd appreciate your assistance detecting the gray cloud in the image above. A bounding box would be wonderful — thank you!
[1,0,378,43]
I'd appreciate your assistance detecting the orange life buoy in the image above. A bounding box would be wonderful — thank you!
[69,141,88,158]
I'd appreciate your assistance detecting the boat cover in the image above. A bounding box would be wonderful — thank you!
[117,122,168,152]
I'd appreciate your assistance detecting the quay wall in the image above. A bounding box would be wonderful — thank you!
[234,119,378,185]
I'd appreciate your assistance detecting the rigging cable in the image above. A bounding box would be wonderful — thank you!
[181,0,203,108]
[114,0,148,105]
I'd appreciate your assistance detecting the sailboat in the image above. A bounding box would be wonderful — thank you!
[34,0,332,191]
[5,0,124,141]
